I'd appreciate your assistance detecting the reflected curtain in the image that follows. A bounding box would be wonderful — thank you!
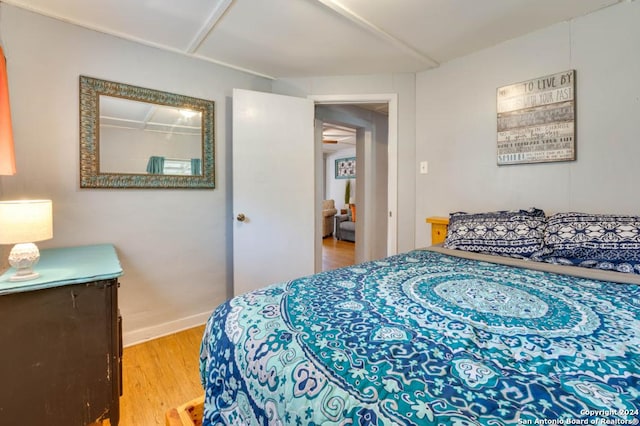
[146,156,165,174]
[0,46,16,175]
[191,158,201,175]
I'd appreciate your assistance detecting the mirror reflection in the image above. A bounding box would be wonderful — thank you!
[99,96,203,176]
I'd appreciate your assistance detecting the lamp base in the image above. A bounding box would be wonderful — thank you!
[9,270,40,282]
[8,242,41,282]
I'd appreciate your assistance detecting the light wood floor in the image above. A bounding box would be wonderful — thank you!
[322,236,355,271]
[118,240,352,425]
[120,325,206,426]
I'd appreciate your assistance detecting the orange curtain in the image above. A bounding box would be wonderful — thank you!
[0,45,16,175]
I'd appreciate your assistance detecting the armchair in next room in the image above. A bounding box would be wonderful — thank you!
[335,205,356,242]
[322,199,338,237]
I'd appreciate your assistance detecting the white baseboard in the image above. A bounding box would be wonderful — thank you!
[123,311,211,347]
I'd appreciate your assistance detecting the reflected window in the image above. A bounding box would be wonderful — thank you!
[163,159,192,176]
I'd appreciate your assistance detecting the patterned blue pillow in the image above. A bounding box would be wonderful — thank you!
[543,212,640,274]
[443,208,546,259]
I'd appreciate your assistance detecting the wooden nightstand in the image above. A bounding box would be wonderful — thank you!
[0,244,123,426]
[426,216,450,245]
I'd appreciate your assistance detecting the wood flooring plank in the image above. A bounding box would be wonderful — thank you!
[322,236,355,271]
[120,326,205,426]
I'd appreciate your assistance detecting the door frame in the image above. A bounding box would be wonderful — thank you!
[309,93,398,269]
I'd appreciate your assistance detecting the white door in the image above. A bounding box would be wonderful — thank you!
[232,89,315,296]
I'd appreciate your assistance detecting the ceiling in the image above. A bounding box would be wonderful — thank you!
[320,103,388,154]
[322,122,356,154]
[3,0,622,80]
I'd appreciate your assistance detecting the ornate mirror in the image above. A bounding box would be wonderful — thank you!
[80,76,215,188]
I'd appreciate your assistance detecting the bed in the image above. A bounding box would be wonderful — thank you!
[198,211,640,425]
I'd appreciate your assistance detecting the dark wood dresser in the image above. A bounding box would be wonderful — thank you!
[0,244,123,425]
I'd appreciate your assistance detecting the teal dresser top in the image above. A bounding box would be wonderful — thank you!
[0,244,123,295]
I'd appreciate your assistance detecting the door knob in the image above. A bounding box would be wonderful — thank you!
[236,213,246,222]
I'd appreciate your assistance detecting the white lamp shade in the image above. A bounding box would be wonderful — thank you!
[0,200,53,244]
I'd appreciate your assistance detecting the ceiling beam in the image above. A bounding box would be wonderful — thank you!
[315,0,439,69]
[186,0,234,53]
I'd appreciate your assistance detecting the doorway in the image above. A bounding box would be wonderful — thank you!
[321,121,357,271]
[315,101,391,271]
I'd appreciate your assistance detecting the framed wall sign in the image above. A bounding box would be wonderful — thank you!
[497,70,575,165]
[335,157,356,179]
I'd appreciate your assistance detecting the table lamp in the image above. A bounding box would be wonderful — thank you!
[0,200,53,281]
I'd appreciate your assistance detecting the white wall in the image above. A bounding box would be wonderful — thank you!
[273,74,416,254]
[0,5,271,345]
[415,1,640,248]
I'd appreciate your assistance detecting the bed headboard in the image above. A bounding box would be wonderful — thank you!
[426,216,449,245]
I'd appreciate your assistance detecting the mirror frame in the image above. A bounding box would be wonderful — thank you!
[79,75,215,189]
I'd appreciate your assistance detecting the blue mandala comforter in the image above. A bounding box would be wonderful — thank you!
[199,249,640,425]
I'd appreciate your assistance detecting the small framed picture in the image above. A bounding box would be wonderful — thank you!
[335,157,356,179]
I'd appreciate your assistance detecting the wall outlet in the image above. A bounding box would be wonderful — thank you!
[419,161,428,174]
